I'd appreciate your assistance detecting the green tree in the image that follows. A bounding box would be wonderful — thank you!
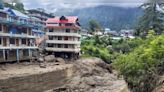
[113,34,164,92]
[4,0,25,13]
[88,20,101,34]
[135,0,164,37]
[0,0,4,9]
[14,3,25,13]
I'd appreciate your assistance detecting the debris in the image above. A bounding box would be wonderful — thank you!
[56,58,65,64]
[40,63,47,68]
[52,57,129,92]
[45,55,55,62]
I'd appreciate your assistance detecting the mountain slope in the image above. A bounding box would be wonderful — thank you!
[55,5,143,31]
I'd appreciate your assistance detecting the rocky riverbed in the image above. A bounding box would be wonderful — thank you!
[0,57,130,92]
[47,57,130,92]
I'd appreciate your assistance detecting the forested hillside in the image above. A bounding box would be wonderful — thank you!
[55,6,143,31]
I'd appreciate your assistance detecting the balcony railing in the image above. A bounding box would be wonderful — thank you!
[46,47,80,52]
[46,32,81,37]
[0,46,38,49]
[0,32,36,38]
[46,40,81,44]
[0,17,45,28]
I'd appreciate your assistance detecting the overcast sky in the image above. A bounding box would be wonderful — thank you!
[6,0,148,12]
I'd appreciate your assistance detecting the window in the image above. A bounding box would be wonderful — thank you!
[66,29,70,33]
[65,23,73,26]
[0,24,2,32]
[58,36,62,40]
[49,29,53,32]
[58,44,62,48]
[49,36,53,40]
[47,23,57,24]
[64,44,68,48]
[64,37,69,40]
[0,38,2,45]
[22,39,26,45]
[48,44,53,47]
[0,12,7,18]
[22,28,27,34]
[10,38,15,44]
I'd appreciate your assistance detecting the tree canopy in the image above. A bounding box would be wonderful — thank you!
[3,0,25,13]
[135,0,164,37]
[88,20,102,34]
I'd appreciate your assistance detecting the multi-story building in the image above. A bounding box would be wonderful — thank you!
[27,9,54,21]
[0,8,45,63]
[46,16,81,59]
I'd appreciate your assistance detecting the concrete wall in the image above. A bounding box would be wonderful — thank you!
[0,51,4,62]
[0,66,74,92]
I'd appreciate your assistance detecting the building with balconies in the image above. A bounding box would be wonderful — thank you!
[46,16,81,59]
[27,9,54,21]
[0,8,45,63]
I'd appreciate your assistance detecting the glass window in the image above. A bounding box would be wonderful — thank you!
[64,37,68,40]
[48,44,53,47]
[0,38,2,45]
[49,36,53,40]
[58,36,62,40]
[66,29,70,33]
[10,38,15,44]
[22,39,26,45]
[65,23,73,26]
[49,29,53,32]
[64,44,68,48]
[58,44,62,48]
[0,24,2,32]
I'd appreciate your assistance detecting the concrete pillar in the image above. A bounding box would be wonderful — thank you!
[1,37,3,46]
[1,24,3,32]
[16,49,20,63]
[3,49,6,62]
[28,49,31,59]
[19,38,22,46]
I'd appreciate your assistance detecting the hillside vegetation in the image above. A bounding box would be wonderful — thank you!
[81,2,164,91]
[56,6,142,31]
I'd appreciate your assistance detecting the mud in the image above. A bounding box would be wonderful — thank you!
[49,57,130,92]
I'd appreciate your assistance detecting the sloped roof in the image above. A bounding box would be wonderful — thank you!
[46,16,78,23]
[4,8,29,18]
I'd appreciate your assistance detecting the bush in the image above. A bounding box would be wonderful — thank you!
[113,34,164,92]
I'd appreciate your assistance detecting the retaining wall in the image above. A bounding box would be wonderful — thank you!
[0,65,74,92]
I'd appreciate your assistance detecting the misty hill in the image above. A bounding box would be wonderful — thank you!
[55,5,143,31]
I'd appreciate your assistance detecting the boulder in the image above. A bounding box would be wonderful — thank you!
[45,55,55,62]
[56,58,65,64]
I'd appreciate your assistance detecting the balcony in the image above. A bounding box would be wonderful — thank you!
[0,46,38,50]
[0,32,36,38]
[0,16,45,28]
[46,32,81,37]
[46,47,80,53]
[46,40,80,44]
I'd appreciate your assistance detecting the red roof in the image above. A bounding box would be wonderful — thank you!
[46,16,78,23]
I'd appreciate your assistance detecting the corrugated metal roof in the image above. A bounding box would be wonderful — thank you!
[46,16,78,23]
[4,8,29,18]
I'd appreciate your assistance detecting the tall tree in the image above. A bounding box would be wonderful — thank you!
[88,20,101,34]
[0,0,4,9]
[3,0,25,13]
[135,0,164,37]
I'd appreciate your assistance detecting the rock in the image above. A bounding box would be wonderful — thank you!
[56,58,65,64]
[38,57,44,62]
[40,63,46,68]
[51,58,130,92]
[45,55,55,62]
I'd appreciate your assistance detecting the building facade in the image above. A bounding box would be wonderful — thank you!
[0,8,45,63]
[27,9,54,21]
[46,16,81,59]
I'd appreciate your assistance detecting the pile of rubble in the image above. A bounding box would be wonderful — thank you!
[52,57,129,92]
